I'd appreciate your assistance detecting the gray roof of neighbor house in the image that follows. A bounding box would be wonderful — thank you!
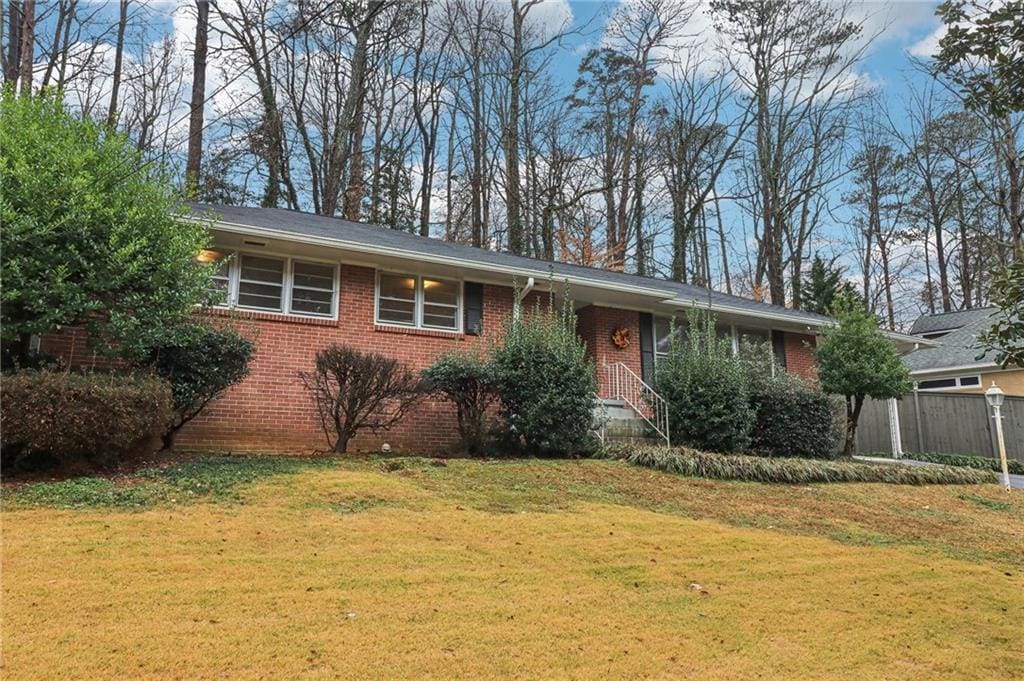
[904,307,999,373]
[192,203,839,329]
[909,307,997,336]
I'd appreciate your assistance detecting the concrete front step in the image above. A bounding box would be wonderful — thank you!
[596,398,646,422]
[603,434,665,445]
[595,398,665,445]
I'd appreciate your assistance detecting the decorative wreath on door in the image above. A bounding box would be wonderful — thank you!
[611,327,631,349]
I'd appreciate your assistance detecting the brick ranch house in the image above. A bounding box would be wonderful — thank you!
[44,203,930,453]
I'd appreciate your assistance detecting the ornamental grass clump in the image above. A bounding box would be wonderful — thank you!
[601,443,995,485]
[885,451,1024,475]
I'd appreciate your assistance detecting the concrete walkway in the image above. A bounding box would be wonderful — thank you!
[854,455,1024,490]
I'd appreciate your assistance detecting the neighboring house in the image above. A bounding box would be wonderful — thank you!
[42,204,929,452]
[904,307,1024,396]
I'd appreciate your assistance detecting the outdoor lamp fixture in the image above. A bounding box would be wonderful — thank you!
[984,382,1011,492]
[196,249,225,263]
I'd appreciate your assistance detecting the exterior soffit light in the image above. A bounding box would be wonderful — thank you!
[196,249,225,263]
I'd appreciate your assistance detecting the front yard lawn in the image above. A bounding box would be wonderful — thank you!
[3,455,1023,679]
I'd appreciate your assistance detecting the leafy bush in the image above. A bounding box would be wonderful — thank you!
[298,344,425,453]
[816,298,912,456]
[601,444,995,485]
[145,323,254,449]
[0,90,215,365]
[492,290,596,456]
[885,451,1024,475]
[654,317,752,453]
[748,369,840,458]
[1,369,172,469]
[422,351,498,455]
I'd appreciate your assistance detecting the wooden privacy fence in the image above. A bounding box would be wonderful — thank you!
[856,391,1023,461]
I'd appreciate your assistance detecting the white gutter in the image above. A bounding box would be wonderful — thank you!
[910,362,1001,376]
[197,215,939,346]
[668,295,940,347]
[519,277,535,301]
[203,218,673,300]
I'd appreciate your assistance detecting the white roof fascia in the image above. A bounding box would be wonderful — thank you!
[205,220,672,299]
[200,216,940,341]
[910,362,1001,376]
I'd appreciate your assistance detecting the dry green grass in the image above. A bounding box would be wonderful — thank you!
[3,455,1023,680]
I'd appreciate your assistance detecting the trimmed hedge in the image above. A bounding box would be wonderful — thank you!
[601,444,995,485]
[422,351,498,456]
[885,452,1024,476]
[1,369,172,469]
[748,371,839,458]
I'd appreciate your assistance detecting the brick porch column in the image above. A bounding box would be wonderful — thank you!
[576,305,643,397]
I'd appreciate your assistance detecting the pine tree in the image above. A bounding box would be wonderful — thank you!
[798,255,860,315]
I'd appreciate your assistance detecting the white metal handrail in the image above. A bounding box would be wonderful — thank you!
[602,362,670,447]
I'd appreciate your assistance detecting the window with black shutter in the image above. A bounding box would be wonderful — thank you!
[464,282,484,335]
[771,330,787,369]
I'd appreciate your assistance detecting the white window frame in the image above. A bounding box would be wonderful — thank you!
[651,315,736,365]
[651,315,781,376]
[916,374,983,392]
[375,270,462,332]
[210,250,339,319]
[236,253,287,312]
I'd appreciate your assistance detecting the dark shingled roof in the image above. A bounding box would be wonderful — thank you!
[904,308,999,373]
[192,203,834,328]
[909,307,998,336]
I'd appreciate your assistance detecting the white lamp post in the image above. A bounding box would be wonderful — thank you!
[984,382,1011,492]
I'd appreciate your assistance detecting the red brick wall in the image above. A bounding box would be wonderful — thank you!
[38,327,124,371]
[37,271,821,451]
[784,332,818,381]
[176,266,523,453]
[576,305,642,398]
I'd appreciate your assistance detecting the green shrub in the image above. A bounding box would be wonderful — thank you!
[654,317,752,453]
[601,443,995,485]
[0,90,215,366]
[145,323,254,449]
[492,289,597,456]
[748,370,840,458]
[887,452,1024,475]
[1,369,172,469]
[422,351,498,455]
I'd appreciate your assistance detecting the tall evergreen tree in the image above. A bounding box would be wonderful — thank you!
[798,255,860,316]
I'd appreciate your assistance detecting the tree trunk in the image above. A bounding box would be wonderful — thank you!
[843,394,865,457]
[17,0,34,96]
[504,0,523,255]
[106,0,129,127]
[321,2,378,217]
[333,430,351,454]
[161,429,177,451]
[4,1,22,85]
[343,94,366,221]
[185,0,208,191]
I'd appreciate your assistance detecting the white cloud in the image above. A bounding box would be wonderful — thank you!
[908,25,945,58]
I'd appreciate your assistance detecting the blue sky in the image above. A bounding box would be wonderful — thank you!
[37,0,956,319]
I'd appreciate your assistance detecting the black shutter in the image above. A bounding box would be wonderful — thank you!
[639,312,655,383]
[464,282,484,335]
[771,330,787,369]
